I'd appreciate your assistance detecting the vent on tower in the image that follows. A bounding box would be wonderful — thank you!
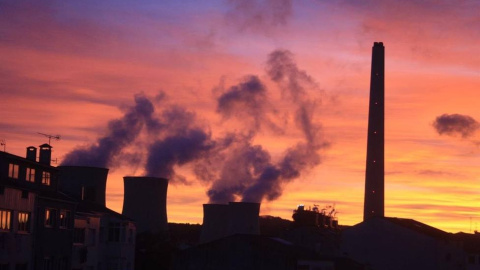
[122,176,169,234]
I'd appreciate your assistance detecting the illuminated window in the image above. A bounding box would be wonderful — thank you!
[18,212,30,232]
[0,209,12,231]
[26,168,35,182]
[45,209,56,227]
[8,164,19,179]
[42,172,51,185]
[59,210,71,229]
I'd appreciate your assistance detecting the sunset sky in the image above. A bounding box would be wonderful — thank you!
[1,0,479,233]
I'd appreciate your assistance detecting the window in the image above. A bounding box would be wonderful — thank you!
[42,172,51,185]
[59,210,70,229]
[15,264,27,270]
[17,212,30,232]
[0,210,11,231]
[73,228,85,244]
[99,227,105,243]
[45,209,56,227]
[88,228,96,246]
[128,228,134,243]
[8,164,19,179]
[58,257,68,270]
[21,190,28,199]
[107,262,119,270]
[26,168,35,182]
[468,255,475,264]
[108,223,120,242]
[43,257,53,270]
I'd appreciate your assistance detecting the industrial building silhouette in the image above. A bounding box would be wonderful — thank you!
[1,42,480,270]
[0,146,135,270]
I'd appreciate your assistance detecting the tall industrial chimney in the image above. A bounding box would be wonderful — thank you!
[122,176,169,234]
[363,42,385,220]
[199,204,229,243]
[58,166,109,206]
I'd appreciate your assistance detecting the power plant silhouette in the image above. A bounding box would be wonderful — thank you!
[4,41,479,270]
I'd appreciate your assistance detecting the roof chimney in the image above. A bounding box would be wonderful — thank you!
[26,146,37,162]
[39,144,52,165]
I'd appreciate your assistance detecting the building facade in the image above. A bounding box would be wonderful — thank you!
[0,145,75,270]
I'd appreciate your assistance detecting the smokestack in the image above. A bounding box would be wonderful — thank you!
[363,42,385,220]
[122,176,169,234]
[199,204,229,243]
[58,166,109,206]
[227,202,260,236]
[26,146,37,161]
[39,143,52,165]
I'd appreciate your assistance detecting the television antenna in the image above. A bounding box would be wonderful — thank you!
[37,132,61,145]
[0,139,5,152]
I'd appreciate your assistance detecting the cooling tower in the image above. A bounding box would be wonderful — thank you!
[122,176,169,233]
[227,202,260,236]
[58,166,108,206]
[199,204,229,243]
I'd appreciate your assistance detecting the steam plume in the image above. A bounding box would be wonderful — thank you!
[61,93,155,167]
[206,49,326,203]
[62,49,327,204]
[433,113,479,138]
[145,128,213,180]
[217,75,267,131]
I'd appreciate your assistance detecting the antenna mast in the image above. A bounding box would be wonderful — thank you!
[0,139,5,152]
[37,132,61,145]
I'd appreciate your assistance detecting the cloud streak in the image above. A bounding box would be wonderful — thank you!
[433,113,479,138]
[225,0,293,33]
